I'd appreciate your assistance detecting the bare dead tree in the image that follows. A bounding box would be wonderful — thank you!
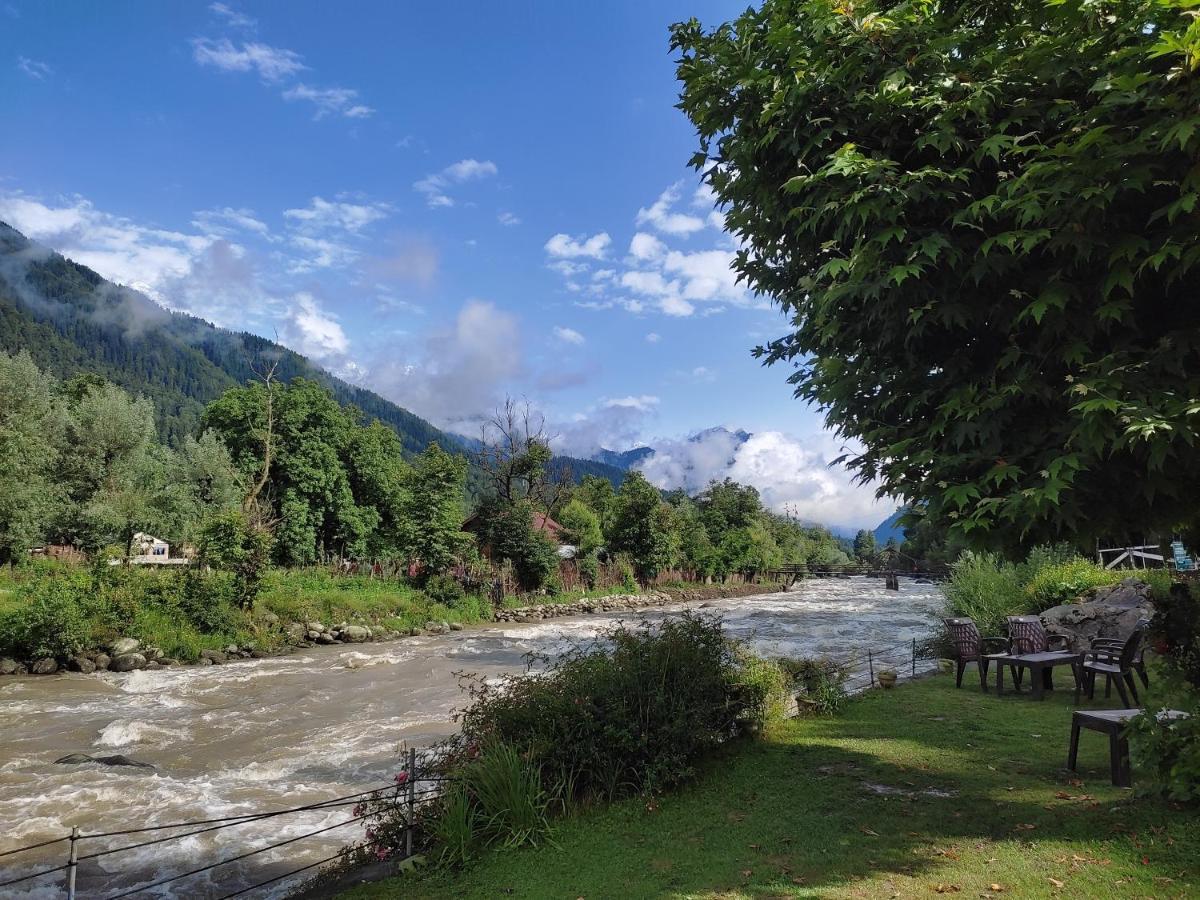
[243,359,280,529]
[477,396,570,509]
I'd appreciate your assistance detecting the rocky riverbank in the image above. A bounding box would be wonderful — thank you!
[0,581,787,677]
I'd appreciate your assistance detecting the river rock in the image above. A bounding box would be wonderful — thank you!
[250,649,269,659]
[449,622,464,631]
[199,657,213,665]
[224,644,239,655]
[109,637,140,656]
[200,649,227,664]
[110,653,147,672]
[1041,578,1155,652]
[93,653,111,671]
[0,657,19,675]
[158,658,178,667]
[68,656,97,674]
[424,621,448,634]
[315,633,336,644]
[260,611,280,626]
[31,658,58,675]
[307,622,325,633]
[55,753,154,769]
[341,625,370,643]
[286,623,306,642]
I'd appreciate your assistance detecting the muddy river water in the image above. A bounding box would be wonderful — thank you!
[0,577,945,898]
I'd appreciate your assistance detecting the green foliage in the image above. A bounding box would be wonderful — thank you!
[556,499,602,557]
[198,509,271,610]
[423,573,466,608]
[402,444,470,574]
[449,614,787,804]
[1023,558,1123,612]
[672,0,1200,548]
[0,576,91,659]
[852,529,876,562]
[1129,583,1200,800]
[608,472,676,583]
[0,565,251,662]
[474,499,559,592]
[779,656,851,716]
[943,551,1028,636]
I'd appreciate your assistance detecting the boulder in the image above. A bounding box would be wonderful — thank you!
[1041,578,1155,652]
[199,657,214,665]
[260,611,280,626]
[110,653,147,672]
[200,649,227,664]
[31,658,58,675]
[0,657,19,675]
[307,622,325,633]
[143,660,162,670]
[286,623,306,642]
[68,656,97,674]
[93,653,111,671]
[55,753,154,769]
[109,637,141,656]
[315,633,336,645]
[448,622,464,631]
[158,658,178,667]
[223,644,239,655]
[341,625,370,643]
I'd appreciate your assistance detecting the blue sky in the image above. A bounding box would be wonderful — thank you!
[0,1,889,528]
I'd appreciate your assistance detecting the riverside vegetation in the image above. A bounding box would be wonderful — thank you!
[0,348,854,672]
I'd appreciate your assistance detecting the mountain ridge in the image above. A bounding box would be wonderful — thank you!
[0,220,625,487]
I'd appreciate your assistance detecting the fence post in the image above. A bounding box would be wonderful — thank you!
[912,638,917,677]
[405,747,416,859]
[66,826,78,900]
[868,649,875,688]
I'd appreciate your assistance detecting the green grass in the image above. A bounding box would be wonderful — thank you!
[344,676,1199,900]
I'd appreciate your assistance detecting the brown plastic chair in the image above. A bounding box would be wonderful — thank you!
[1077,621,1148,707]
[944,617,1011,691]
[1006,615,1071,654]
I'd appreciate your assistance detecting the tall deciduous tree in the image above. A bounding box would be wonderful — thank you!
[0,351,64,561]
[609,472,676,583]
[673,0,1200,547]
[401,443,469,574]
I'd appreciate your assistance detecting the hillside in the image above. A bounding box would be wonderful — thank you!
[0,221,623,486]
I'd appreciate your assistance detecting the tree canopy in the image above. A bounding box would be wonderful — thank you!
[672,0,1200,548]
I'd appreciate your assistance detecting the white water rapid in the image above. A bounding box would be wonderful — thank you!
[0,577,945,898]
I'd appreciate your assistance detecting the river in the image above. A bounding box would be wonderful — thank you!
[0,577,946,899]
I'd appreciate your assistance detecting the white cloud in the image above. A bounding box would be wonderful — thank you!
[498,211,521,226]
[544,232,610,259]
[553,326,585,345]
[209,2,256,28]
[16,56,52,80]
[662,248,741,301]
[691,366,716,381]
[636,429,888,530]
[282,83,373,119]
[192,206,272,240]
[283,196,387,233]
[190,38,305,82]
[413,159,498,208]
[603,395,659,412]
[368,300,522,430]
[281,291,349,360]
[0,192,291,330]
[645,332,661,343]
[286,235,359,273]
[629,231,666,261]
[635,183,706,236]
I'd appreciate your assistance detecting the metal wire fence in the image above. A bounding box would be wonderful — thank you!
[0,748,445,900]
[1,638,939,898]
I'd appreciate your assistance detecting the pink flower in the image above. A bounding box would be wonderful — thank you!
[394,771,409,784]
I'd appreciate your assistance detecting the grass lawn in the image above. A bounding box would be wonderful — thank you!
[343,674,1198,900]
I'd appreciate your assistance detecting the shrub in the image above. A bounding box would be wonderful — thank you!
[1128,583,1200,801]
[1024,558,1122,612]
[943,551,1027,635]
[778,655,850,715]
[423,574,466,607]
[0,577,91,660]
[450,613,786,803]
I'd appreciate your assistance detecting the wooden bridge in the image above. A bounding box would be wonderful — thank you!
[764,564,948,587]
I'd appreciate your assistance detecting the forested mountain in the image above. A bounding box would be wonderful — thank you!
[0,221,623,487]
